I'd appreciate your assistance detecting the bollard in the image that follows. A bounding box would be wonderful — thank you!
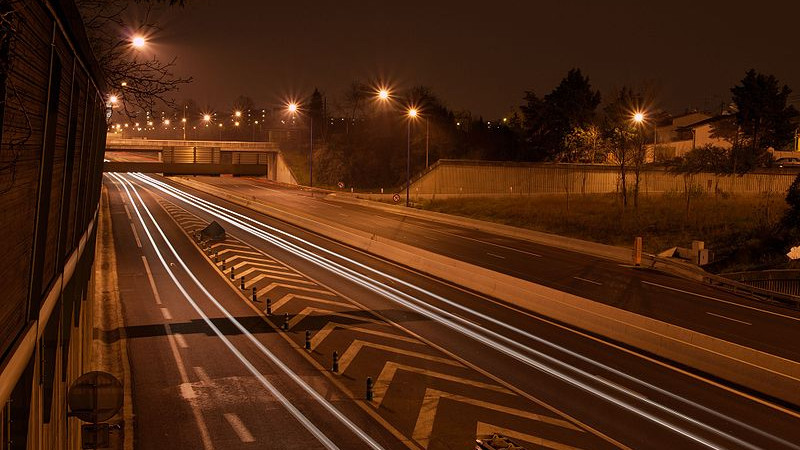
[265,297,271,315]
[251,287,257,302]
[332,351,339,373]
[282,313,289,331]
[305,330,311,350]
[230,265,235,280]
[240,276,245,290]
[366,377,373,401]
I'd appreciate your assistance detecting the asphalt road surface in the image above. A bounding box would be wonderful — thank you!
[102,171,800,449]
[188,176,800,363]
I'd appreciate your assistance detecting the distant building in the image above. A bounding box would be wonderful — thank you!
[652,113,734,160]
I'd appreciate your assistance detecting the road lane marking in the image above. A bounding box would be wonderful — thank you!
[706,312,752,326]
[129,222,142,248]
[160,307,173,320]
[427,226,542,258]
[174,333,189,349]
[642,280,800,323]
[193,366,213,384]
[413,388,579,449]
[487,252,506,259]
[223,413,256,443]
[573,276,602,286]
[141,256,162,305]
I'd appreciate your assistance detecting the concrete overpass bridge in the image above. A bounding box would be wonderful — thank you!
[103,136,298,183]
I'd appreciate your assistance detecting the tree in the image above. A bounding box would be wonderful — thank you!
[77,0,192,117]
[521,68,601,161]
[603,86,644,208]
[731,70,798,154]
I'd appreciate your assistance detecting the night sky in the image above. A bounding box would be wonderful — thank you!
[144,0,800,118]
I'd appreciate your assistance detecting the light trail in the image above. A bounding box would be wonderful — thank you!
[129,173,794,450]
[109,173,386,450]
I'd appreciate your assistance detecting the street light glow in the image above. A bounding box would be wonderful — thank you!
[132,36,146,48]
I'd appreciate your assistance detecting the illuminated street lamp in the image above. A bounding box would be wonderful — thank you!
[131,36,146,49]
[406,108,419,207]
[287,101,314,188]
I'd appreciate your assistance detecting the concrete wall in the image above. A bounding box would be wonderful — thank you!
[406,160,797,199]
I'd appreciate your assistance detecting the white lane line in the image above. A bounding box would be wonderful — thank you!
[706,312,752,326]
[115,173,371,450]
[193,366,213,384]
[487,252,506,259]
[142,256,162,305]
[161,307,173,320]
[130,222,142,248]
[123,204,132,220]
[163,322,214,450]
[223,413,256,443]
[427,226,542,258]
[574,276,603,286]
[642,281,800,323]
[174,333,189,349]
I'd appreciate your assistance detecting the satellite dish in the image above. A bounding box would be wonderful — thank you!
[68,371,123,423]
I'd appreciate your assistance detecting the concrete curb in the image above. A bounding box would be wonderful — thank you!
[173,176,800,405]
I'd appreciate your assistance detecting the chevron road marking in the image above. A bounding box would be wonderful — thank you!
[215,248,263,257]
[232,260,286,271]
[372,362,510,406]
[338,340,462,374]
[287,307,385,330]
[257,282,330,299]
[476,422,583,450]
[311,323,420,350]
[273,295,342,312]
[240,268,304,282]
[413,389,581,448]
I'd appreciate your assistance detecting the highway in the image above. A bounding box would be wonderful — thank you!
[185,176,800,363]
[103,171,800,449]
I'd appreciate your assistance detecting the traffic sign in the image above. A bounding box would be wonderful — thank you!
[68,371,123,423]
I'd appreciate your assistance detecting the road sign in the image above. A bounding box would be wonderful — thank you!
[68,371,123,423]
[392,193,401,203]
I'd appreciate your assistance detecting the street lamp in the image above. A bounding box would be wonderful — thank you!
[131,36,146,49]
[406,108,419,207]
[287,102,313,188]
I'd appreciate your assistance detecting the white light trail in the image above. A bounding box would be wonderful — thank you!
[127,173,788,450]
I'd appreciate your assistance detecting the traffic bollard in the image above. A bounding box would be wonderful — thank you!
[251,287,257,302]
[366,377,374,401]
[305,330,311,350]
[332,351,339,373]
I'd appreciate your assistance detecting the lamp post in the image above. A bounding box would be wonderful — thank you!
[407,108,418,207]
[288,102,314,188]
